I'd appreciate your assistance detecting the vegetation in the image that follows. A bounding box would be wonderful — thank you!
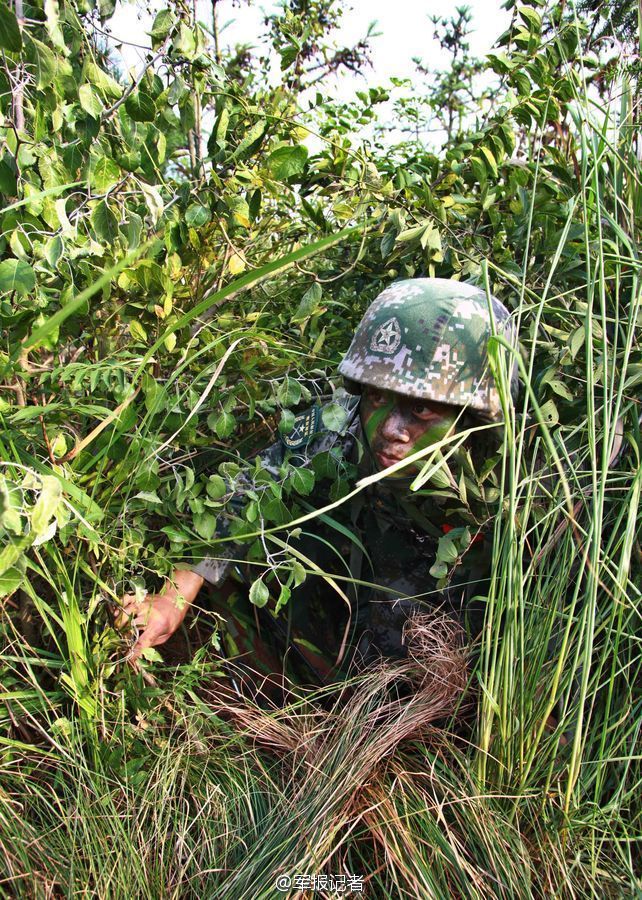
[0,0,640,895]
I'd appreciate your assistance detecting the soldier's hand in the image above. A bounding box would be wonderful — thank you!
[116,570,203,661]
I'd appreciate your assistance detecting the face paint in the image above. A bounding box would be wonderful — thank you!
[360,388,459,478]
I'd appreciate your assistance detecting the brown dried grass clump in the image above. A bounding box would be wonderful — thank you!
[208,613,468,794]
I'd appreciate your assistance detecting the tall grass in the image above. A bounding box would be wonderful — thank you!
[1,57,641,900]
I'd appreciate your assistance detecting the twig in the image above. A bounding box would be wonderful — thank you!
[101,44,168,122]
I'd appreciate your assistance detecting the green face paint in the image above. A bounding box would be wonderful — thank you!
[360,388,459,479]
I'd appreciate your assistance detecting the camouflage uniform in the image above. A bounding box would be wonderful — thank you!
[194,278,516,687]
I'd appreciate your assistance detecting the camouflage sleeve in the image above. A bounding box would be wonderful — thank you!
[191,440,285,586]
[191,395,360,586]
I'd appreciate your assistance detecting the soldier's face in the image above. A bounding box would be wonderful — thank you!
[360,387,458,476]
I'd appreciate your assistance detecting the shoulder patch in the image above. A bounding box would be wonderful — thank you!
[280,405,321,450]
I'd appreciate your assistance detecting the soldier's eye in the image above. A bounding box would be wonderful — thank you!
[368,390,387,406]
[412,403,436,419]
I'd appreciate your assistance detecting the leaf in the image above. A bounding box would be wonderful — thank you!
[31,476,62,536]
[279,409,296,434]
[0,476,21,535]
[539,399,559,426]
[133,491,161,503]
[0,567,23,597]
[291,560,306,586]
[290,467,315,496]
[479,145,498,178]
[0,4,21,52]
[25,36,57,90]
[150,8,175,41]
[232,120,266,160]
[518,5,542,30]
[92,199,119,243]
[79,83,104,119]
[228,251,246,275]
[194,512,217,541]
[249,578,270,607]
[44,0,69,56]
[548,379,573,401]
[210,410,235,439]
[0,159,17,196]
[88,153,121,193]
[206,475,227,500]
[140,182,164,224]
[173,23,196,58]
[207,107,229,155]
[274,583,291,614]
[292,283,322,323]
[125,91,156,123]
[129,320,148,343]
[277,377,302,407]
[0,259,35,295]
[184,203,211,227]
[321,402,348,433]
[268,145,308,180]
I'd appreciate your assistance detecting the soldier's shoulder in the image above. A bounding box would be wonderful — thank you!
[280,393,360,455]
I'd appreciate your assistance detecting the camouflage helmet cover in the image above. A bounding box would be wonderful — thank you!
[338,278,518,422]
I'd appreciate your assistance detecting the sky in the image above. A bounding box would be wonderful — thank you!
[108,0,510,94]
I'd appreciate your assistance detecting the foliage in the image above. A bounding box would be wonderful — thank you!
[0,0,641,895]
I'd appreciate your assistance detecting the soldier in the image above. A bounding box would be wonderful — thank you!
[118,278,516,687]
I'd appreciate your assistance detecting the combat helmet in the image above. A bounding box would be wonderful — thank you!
[338,278,518,423]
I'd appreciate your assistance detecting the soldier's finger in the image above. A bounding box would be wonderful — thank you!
[131,623,167,660]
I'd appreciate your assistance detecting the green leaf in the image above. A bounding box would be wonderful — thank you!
[518,6,542,30]
[209,410,235,439]
[206,475,227,500]
[277,376,302,407]
[79,83,104,118]
[194,512,217,541]
[185,203,211,227]
[0,4,21,52]
[321,402,348,433]
[292,283,322,323]
[274,583,291,614]
[129,320,148,343]
[249,577,270,607]
[133,491,161,503]
[291,560,306,587]
[0,259,35,295]
[92,199,119,243]
[0,159,17,196]
[0,476,21,535]
[290,466,315,496]
[279,409,296,434]
[25,35,57,90]
[125,91,156,123]
[207,107,229,155]
[232,120,266,160]
[31,476,62,536]
[173,23,196,58]
[268,145,308,180]
[150,8,175,40]
[88,153,121,193]
[0,566,23,597]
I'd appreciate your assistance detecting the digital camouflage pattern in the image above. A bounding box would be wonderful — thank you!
[339,278,518,422]
[195,395,491,691]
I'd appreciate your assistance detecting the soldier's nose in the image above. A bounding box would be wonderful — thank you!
[380,410,410,442]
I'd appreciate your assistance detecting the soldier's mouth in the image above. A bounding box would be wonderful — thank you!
[375,449,406,469]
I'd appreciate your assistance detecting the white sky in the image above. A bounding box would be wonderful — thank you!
[109,0,509,92]
[105,1,509,147]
